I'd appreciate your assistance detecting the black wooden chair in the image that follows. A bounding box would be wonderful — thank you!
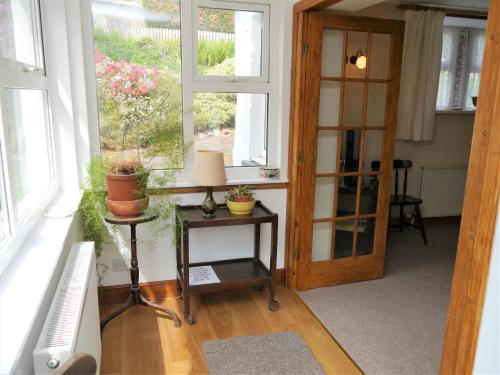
[371,159,427,244]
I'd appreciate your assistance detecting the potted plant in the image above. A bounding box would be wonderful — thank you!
[79,53,187,278]
[225,185,256,215]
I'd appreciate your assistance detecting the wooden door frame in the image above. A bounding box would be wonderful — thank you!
[286,0,499,373]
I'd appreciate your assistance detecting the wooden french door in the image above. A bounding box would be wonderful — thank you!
[290,13,404,289]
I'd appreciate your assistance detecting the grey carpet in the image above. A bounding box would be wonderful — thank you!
[203,332,325,375]
[300,223,459,375]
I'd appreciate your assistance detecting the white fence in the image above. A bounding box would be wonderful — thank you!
[96,25,234,42]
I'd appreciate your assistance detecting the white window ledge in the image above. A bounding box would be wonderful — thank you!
[436,110,476,115]
[0,192,80,374]
[173,177,288,189]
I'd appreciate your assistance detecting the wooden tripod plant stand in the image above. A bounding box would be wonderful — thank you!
[100,211,181,330]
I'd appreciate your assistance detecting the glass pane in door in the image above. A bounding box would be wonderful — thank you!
[321,29,344,77]
[334,221,354,258]
[316,130,338,174]
[369,33,391,79]
[319,81,341,126]
[366,83,387,127]
[345,31,368,78]
[359,175,379,215]
[343,82,364,127]
[336,175,357,217]
[312,222,332,262]
[362,130,383,172]
[340,130,361,173]
[356,218,376,256]
[314,177,335,219]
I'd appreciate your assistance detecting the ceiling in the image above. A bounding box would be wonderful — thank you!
[329,0,489,12]
[392,0,488,10]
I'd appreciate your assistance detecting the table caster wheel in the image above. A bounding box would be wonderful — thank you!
[253,284,264,291]
[269,300,280,312]
[185,313,195,325]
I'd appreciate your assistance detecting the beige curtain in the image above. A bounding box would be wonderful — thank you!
[397,10,445,141]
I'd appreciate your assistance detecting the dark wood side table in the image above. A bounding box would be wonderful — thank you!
[176,201,279,325]
[100,211,181,330]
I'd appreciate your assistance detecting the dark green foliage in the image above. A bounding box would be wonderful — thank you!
[93,28,182,74]
[78,159,108,257]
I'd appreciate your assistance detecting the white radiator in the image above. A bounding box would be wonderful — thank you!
[33,242,101,374]
[419,166,468,218]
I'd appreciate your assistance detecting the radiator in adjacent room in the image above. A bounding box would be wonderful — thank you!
[33,242,101,374]
[418,166,468,218]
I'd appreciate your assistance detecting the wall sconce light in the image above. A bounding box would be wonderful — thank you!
[346,49,367,70]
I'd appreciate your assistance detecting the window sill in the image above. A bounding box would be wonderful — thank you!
[436,110,476,115]
[0,191,81,374]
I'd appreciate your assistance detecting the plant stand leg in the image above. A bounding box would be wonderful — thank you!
[268,215,279,312]
[182,223,194,324]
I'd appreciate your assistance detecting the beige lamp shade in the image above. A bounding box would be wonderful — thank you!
[192,150,226,186]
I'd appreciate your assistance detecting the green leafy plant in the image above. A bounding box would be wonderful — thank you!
[225,185,254,203]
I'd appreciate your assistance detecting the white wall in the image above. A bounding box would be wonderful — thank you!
[394,114,474,198]
[474,206,500,374]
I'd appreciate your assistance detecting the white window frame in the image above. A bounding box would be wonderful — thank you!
[85,0,280,185]
[180,0,276,183]
[436,18,486,113]
[192,0,270,83]
[0,0,59,275]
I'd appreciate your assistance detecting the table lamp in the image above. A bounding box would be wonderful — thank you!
[192,150,226,218]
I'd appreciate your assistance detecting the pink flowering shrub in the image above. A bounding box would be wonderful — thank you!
[95,51,160,96]
[94,50,184,167]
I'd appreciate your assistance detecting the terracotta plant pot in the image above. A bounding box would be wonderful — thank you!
[106,196,149,218]
[106,173,149,217]
[106,173,142,201]
[233,195,252,202]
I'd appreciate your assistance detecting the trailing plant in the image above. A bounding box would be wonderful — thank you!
[79,157,182,283]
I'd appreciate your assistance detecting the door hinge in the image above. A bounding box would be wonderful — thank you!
[294,248,300,260]
[297,150,304,163]
[303,42,309,55]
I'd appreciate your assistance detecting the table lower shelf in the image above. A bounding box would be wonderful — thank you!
[177,258,272,293]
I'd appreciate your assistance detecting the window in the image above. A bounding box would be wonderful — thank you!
[436,26,486,111]
[0,0,56,273]
[90,0,271,172]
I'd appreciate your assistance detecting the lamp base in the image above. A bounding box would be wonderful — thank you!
[201,186,217,218]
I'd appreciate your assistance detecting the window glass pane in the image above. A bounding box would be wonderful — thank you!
[345,31,368,79]
[319,81,341,126]
[362,130,383,173]
[369,33,390,79]
[316,130,338,174]
[0,167,9,243]
[336,175,357,217]
[91,0,184,169]
[0,0,42,67]
[334,220,354,259]
[321,29,344,77]
[366,83,387,127]
[342,82,364,127]
[197,7,264,78]
[1,88,53,221]
[314,177,335,219]
[340,130,360,173]
[193,93,267,167]
[359,176,378,215]
[356,218,375,256]
[312,222,331,262]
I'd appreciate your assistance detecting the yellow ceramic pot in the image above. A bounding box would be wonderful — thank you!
[227,199,256,215]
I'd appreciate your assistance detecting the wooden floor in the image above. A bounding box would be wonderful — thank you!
[100,286,362,374]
